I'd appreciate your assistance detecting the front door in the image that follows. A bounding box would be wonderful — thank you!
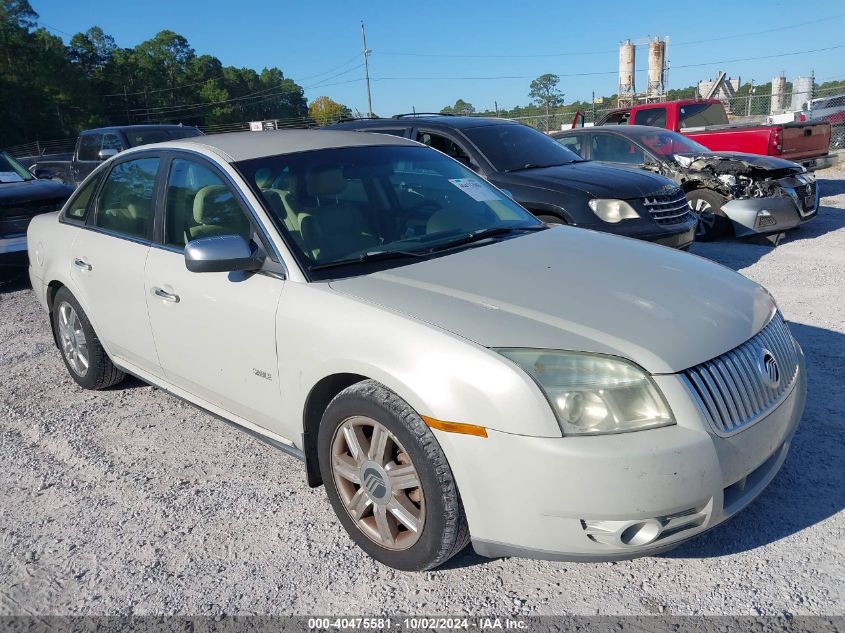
[70,155,162,377]
[144,157,285,434]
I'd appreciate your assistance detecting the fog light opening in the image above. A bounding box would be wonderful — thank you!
[619,519,662,546]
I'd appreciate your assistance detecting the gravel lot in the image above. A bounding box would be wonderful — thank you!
[1,168,844,617]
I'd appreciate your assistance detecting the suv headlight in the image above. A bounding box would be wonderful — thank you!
[588,199,639,223]
[497,349,675,435]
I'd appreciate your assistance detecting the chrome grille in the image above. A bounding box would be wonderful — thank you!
[682,313,800,436]
[642,190,692,226]
[793,180,817,212]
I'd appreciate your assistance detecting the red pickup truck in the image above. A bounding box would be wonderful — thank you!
[591,99,836,171]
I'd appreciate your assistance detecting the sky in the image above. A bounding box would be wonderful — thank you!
[31,0,845,116]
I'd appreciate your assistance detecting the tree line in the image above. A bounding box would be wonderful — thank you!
[0,0,325,147]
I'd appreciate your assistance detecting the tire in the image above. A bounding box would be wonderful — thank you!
[318,379,470,571]
[52,287,125,390]
[536,214,565,226]
[685,189,731,241]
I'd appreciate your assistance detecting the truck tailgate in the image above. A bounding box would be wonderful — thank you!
[781,121,830,160]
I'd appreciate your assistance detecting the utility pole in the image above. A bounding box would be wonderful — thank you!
[361,21,373,118]
[747,79,754,117]
[495,100,499,117]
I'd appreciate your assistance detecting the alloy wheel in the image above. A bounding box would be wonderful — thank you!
[688,198,717,238]
[330,415,426,550]
[57,301,89,377]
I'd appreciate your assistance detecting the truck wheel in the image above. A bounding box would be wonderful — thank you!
[686,190,731,241]
[318,380,470,571]
[52,287,125,390]
[536,214,565,226]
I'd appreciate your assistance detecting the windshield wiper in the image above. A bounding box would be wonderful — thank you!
[309,248,428,271]
[505,162,571,172]
[427,225,547,253]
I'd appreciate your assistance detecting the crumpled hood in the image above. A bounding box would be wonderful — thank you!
[674,151,803,174]
[497,160,677,199]
[328,228,775,374]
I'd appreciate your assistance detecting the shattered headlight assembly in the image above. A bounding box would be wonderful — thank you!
[497,349,675,435]
[587,199,640,223]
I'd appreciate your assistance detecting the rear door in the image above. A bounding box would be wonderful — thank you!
[70,153,162,376]
[144,154,286,433]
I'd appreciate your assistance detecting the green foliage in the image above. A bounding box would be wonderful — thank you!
[309,95,352,126]
[0,1,309,147]
[440,99,475,115]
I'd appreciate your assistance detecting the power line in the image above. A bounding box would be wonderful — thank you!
[377,11,845,59]
[369,44,845,82]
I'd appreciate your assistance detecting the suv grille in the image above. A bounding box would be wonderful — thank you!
[0,200,64,238]
[793,180,817,213]
[642,190,692,226]
[681,312,800,436]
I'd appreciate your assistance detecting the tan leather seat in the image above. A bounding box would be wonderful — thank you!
[255,169,307,250]
[299,166,378,261]
[188,184,251,241]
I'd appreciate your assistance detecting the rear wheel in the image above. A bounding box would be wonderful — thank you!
[686,189,731,241]
[52,287,125,390]
[318,380,469,570]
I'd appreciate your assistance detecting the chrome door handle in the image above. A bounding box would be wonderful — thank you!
[152,287,180,303]
[73,258,92,271]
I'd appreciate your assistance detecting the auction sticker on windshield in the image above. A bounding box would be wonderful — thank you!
[448,178,501,202]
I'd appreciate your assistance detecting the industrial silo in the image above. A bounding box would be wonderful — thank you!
[647,38,666,97]
[770,75,786,114]
[791,75,814,111]
[619,40,636,97]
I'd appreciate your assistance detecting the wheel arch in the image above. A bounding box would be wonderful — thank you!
[302,372,370,487]
[46,280,67,348]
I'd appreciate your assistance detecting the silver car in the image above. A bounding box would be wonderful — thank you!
[27,130,806,570]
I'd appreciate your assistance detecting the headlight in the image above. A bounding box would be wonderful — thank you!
[497,349,675,435]
[587,199,639,223]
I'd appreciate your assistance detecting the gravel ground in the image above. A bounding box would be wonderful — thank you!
[1,169,843,617]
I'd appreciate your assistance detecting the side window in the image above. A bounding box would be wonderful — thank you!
[77,134,103,161]
[164,158,251,248]
[601,111,630,125]
[556,134,585,157]
[415,131,479,170]
[101,133,124,152]
[95,157,159,239]
[633,107,667,128]
[65,175,100,221]
[590,134,645,164]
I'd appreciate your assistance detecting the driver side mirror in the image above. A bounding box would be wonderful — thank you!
[98,148,120,161]
[184,235,265,273]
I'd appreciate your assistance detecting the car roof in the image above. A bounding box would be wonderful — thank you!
[134,129,420,162]
[333,115,520,131]
[83,124,201,133]
[555,125,680,138]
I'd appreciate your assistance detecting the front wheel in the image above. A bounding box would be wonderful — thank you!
[318,380,470,571]
[685,189,731,241]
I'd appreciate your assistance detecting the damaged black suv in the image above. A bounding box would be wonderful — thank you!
[553,125,818,241]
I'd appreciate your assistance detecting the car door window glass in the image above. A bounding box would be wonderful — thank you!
[590,134,645,164]
[633,107,667,128]
[65,175,100,220]
[416,131,479,170]
[101,133,124,152]
[164,158,251,248]
[77,134,103,161]
[556,134,584,157]
[95,157,159,239]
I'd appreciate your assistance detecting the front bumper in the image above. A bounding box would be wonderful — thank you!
[721,174,819,238]
[575,216,697,250]
[0,235,27,255]
[434,352,806,562]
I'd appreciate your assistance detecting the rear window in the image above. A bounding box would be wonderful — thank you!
[678,103,729,129]
[462,124,581,172]
[123,127,202,147]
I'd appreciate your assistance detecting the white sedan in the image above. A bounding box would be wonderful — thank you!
[27,130,806,570]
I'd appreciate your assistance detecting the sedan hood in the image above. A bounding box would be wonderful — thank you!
[496,160,675,199]
[328,228,775,374]
[673,152,803,175]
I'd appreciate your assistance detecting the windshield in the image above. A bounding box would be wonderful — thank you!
[124,127,202,147]
[0,151,34,182]
[461,124,582,172]
[236,145,542,278]
[637,130,710,156]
